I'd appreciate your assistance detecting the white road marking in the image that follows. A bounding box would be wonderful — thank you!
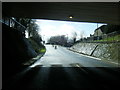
[70,49,119,66]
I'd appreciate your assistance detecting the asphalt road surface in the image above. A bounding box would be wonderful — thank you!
[31,45,118,67]
[3,45,120,89]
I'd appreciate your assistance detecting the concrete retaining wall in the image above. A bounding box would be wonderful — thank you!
[70,42,120,64]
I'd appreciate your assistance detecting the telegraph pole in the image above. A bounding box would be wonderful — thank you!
[97,23,98,40]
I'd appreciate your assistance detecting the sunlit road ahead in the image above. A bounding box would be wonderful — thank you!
[31,45,117,67]
[3,45,120,89]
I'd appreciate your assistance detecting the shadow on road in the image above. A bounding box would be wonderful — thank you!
[3,66,120,89]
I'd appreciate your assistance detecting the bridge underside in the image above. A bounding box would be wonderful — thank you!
[2,2,120,25]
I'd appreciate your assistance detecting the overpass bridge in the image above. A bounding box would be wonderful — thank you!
[2,2,120,25]
[2,2,120,89]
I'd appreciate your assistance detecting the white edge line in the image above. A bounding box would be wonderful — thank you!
[69,49,119,65]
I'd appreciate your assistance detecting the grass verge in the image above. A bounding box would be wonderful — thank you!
[95,34,120,42]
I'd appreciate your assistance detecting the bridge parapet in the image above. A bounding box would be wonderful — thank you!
[1,17,26,35]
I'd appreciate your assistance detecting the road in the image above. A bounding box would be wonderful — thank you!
[3,45,120,89]
[31,45,118,67]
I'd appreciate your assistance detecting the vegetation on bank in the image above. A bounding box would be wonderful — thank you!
[15,18,46,54]
[28,38,46,54]
[39,48,46,53]
[94,34,120,42]
[23,38,46,65]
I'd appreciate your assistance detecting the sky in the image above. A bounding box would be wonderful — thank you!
[35,19,106,42]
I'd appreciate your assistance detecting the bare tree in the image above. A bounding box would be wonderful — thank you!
[48,35,68,46]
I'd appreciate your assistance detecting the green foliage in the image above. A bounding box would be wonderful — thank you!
[39,48,46,53]
[95,34,120,42]
[27,19,39,37]
[14,18,41,39]
[28,38,46,54]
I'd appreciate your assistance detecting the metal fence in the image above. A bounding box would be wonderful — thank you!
[76,30,120,43]
[1,17,26,33]
[102,30,120,41]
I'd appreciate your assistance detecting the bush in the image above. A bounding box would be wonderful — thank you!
[28,38,46,54]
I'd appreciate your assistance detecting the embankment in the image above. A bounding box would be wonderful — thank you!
[2,23,45,78]
[70,42,120,65]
